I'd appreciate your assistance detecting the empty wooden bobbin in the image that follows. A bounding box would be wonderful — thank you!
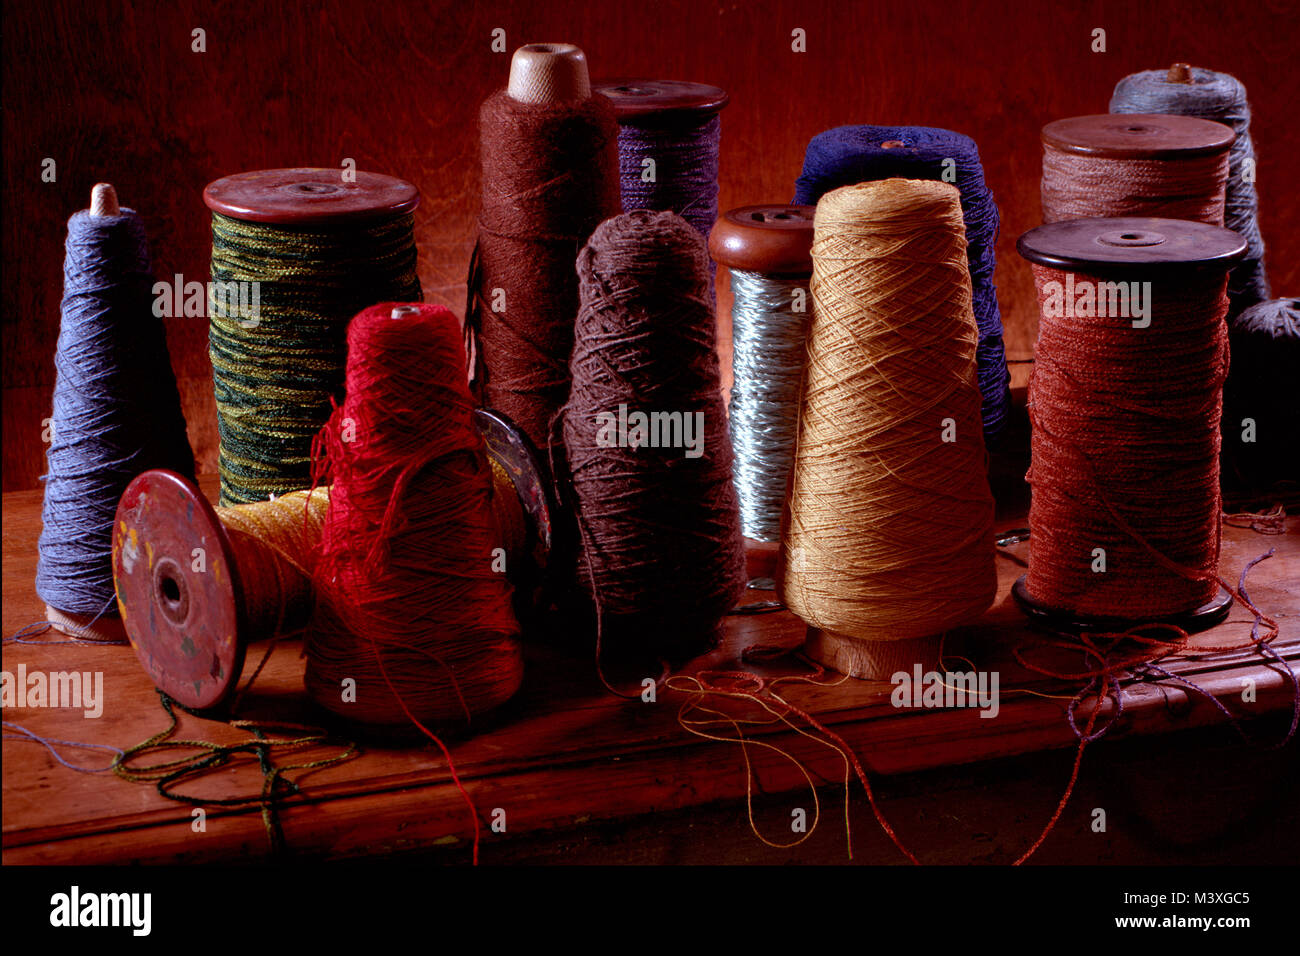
[1040,113,1234,224]
[1014,216,1246,633]
[709,204,815,584]
[111,408,552,712]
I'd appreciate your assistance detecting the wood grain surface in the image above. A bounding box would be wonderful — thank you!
[3,0,1297,490]
[3,472,1296,864]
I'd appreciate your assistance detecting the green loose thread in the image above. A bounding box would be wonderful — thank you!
[209,212,422,506]
[112,691,359,855]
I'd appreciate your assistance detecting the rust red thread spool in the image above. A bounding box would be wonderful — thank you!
[1040,114,1233,225]
[1015,217,1246,630]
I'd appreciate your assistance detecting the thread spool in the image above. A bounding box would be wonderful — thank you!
[39,184,194,642]
[1221,298,1300,498]
[1111,64,1271,315]
[307,303,525,728]
[782,180,997,679]
[468,42,620,455]
[1040,114,1232,225]
[1014,217,1246,631]
[203,167,421,506]
[112,411,549,713]
[708,204,815,577]
[793,126,1012,441]
[593,79,728,245]
[564,209,746,665]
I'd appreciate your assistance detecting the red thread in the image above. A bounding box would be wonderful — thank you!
[307,302,525,865]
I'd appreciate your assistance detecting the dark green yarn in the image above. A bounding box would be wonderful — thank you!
[209,211,421,505]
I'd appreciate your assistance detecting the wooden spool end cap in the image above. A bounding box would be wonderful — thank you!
[508,42,591,103]
[1017,216,1246,275]
[709,204,816,276]
[44,605,126,643]
[1167,62,1193,83]
[803,627,945,681]
[203,168,419,225]
[592,79,729,124]
[744,537,782,583]
[112,469,246,712]
[1042,113,1234,159]
[89,183,120,217]
[1012,575,1232,634]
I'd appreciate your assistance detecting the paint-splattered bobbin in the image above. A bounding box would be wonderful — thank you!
[203,168,419,224]
[1014,215,1246,633]
[709,204,815,584]
[112,411,552,712]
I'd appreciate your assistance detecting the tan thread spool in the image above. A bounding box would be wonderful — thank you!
[781,179,997,679]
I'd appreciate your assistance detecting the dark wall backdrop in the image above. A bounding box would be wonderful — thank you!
[4,0,1296,490]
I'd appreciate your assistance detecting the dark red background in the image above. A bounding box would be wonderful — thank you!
[4,0,1296,490]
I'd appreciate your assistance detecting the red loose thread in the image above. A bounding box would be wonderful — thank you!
[306,303,524,864]
[1026,265,1228,618]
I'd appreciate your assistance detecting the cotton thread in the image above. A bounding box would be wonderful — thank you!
[209,210,421,505]
[563,210,746,666]
[1040,134,1228,225]
[794,126,1012,439]
[38,202,193,622]
[1025,262,1228,618]
[782,179,997,642]
[468,89,620,454]
[728,269,814,542]
[1111,66,1270,314]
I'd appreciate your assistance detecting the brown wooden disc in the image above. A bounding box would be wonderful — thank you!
[593,79,729,124]
[1017,217,1246,275]
[709,204,816,276]
[112,469,244,712]
[1012,575,1232,634]
[1042,113,1233,159]
[203,168,419,225]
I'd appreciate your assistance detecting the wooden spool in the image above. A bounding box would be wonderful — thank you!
[203,167,419,224]
[111,407,552,712]
[592,79,729,126]
[1014,215,1246,633]
[1040,113,1234,226]
[45,184,130,643]
[709,204,815,583]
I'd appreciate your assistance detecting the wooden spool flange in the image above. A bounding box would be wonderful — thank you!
[1042,113,1233,160]
[1014,215,1246,633]
[112,414,552,712]
[203,168,419,225]
[592,79,729,126]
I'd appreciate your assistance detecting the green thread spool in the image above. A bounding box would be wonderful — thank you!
[203,168,422,505]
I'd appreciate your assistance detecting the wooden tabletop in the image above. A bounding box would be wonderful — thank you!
[4,474,1296,864]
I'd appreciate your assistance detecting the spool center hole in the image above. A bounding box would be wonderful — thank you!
[611,86,650,95]
[288,183,340,195]
[160,574,181,606]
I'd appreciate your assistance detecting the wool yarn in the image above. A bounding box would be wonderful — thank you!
[793,126,1011,440]
[563,210,746,662]
[1017,217,1245,621]
[782,179,997,645]
[208,207,421,506]
[470,88,621,454]
[1040,114,1230,226]
[37,194,193,626]
[1111,66,1270,314]
[307,303,522,728]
